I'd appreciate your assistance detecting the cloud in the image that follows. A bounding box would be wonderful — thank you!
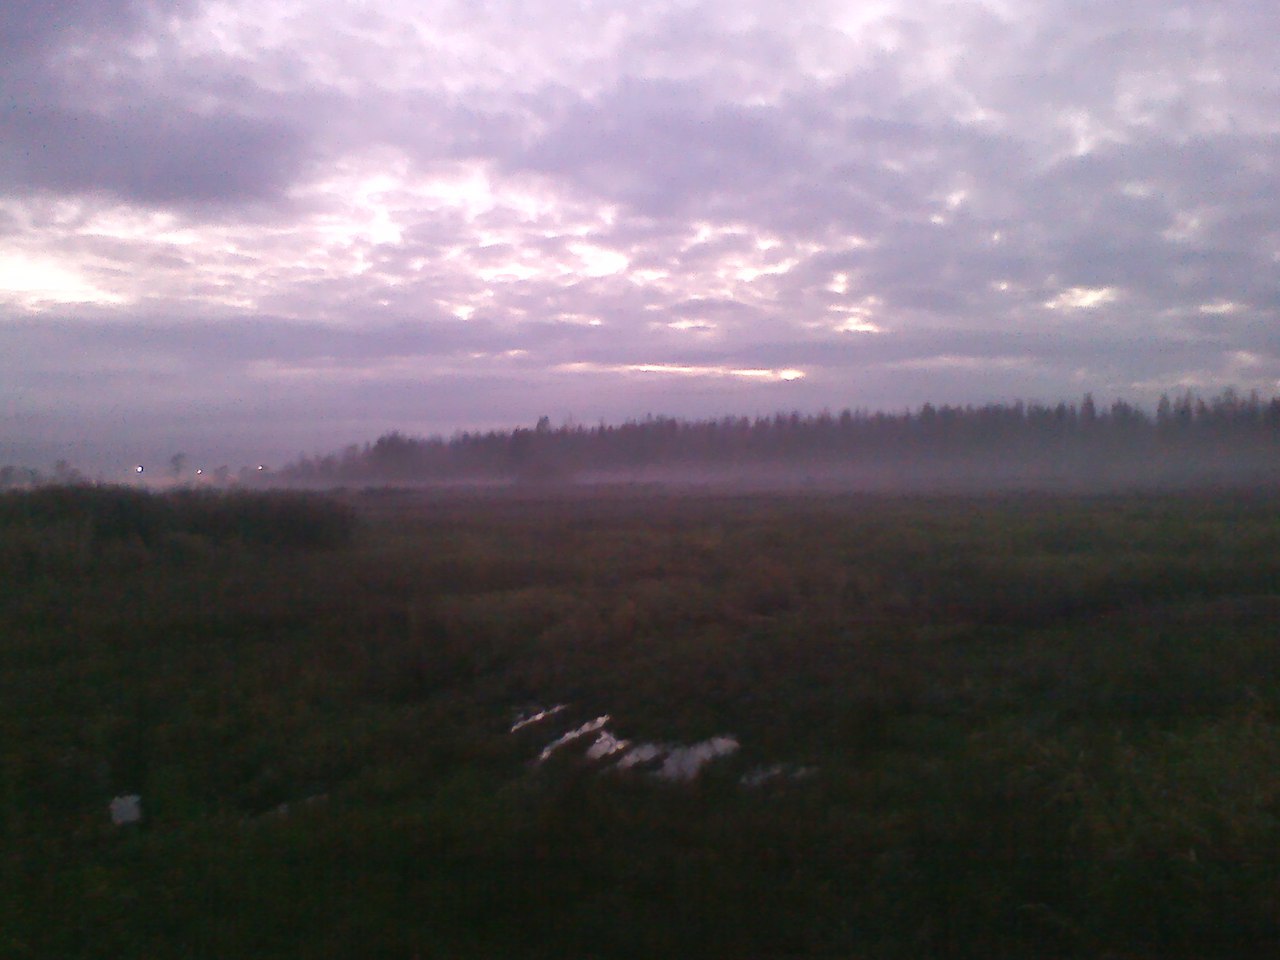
[514,76,806,219]
[0,0,313,209]
[0,105,307,206]
[2,0,1279,470]
[0,0,186,62]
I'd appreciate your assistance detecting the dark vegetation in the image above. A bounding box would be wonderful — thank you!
[0,486,356,579]
[280,389,1280,488]
[3,484,1280,957]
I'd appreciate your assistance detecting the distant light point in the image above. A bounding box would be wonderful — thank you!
[135,465,144,474]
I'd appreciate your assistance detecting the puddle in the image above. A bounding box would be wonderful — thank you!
[525,705,740,780]
[613,737,743,780]
[585,731,630,760]
[511,704,567,732]
[615,742,665,770]
[518,703,810,786]
[537,715,611,762]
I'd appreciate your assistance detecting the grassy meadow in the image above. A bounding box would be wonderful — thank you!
[2,483,1279,957]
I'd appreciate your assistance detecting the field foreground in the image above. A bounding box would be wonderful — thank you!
[3,485,1279,957]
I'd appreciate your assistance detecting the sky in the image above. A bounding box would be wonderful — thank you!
[2,0,1278,475]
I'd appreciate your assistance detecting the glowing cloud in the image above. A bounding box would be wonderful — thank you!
[1043,287,1118,311]
[0,254,128,308]
[558,362,805,381]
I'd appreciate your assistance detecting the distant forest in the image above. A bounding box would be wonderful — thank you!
[281,389,1280,490]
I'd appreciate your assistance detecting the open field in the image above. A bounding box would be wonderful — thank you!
[3,485,1280,958]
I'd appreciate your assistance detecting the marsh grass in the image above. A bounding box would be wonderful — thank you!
[2,486,1279,957]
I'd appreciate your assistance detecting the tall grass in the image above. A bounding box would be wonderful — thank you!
[0,486,356,583]
[2,487,1278,957]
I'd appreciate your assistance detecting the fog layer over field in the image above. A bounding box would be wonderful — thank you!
[274,391,1280,493]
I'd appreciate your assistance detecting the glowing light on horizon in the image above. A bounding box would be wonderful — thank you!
[558,361,806,381]
[835,317,882,333]
[1043,286,1117,310]
[889,354,1035,371]
[828,295,883,333]
[0,253,128,307]
[1228,350,1262,368]
[1199,301,1242,314]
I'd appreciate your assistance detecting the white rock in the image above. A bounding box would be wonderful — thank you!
[110,794,142,825]
[657,736,739,781]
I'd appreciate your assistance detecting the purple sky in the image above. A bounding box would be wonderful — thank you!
[3,0,1278,475]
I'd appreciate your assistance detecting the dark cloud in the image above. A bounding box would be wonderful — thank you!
[0,0,188,62]
[514,77,805,217]
[0,104,307,205]
[1,0,315,208]
[0,313,613,379]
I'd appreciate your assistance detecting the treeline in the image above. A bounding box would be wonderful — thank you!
[281,389,1280,487]
[0,461,86,488]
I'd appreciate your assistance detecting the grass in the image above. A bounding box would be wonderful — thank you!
[2,484,1279,957]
